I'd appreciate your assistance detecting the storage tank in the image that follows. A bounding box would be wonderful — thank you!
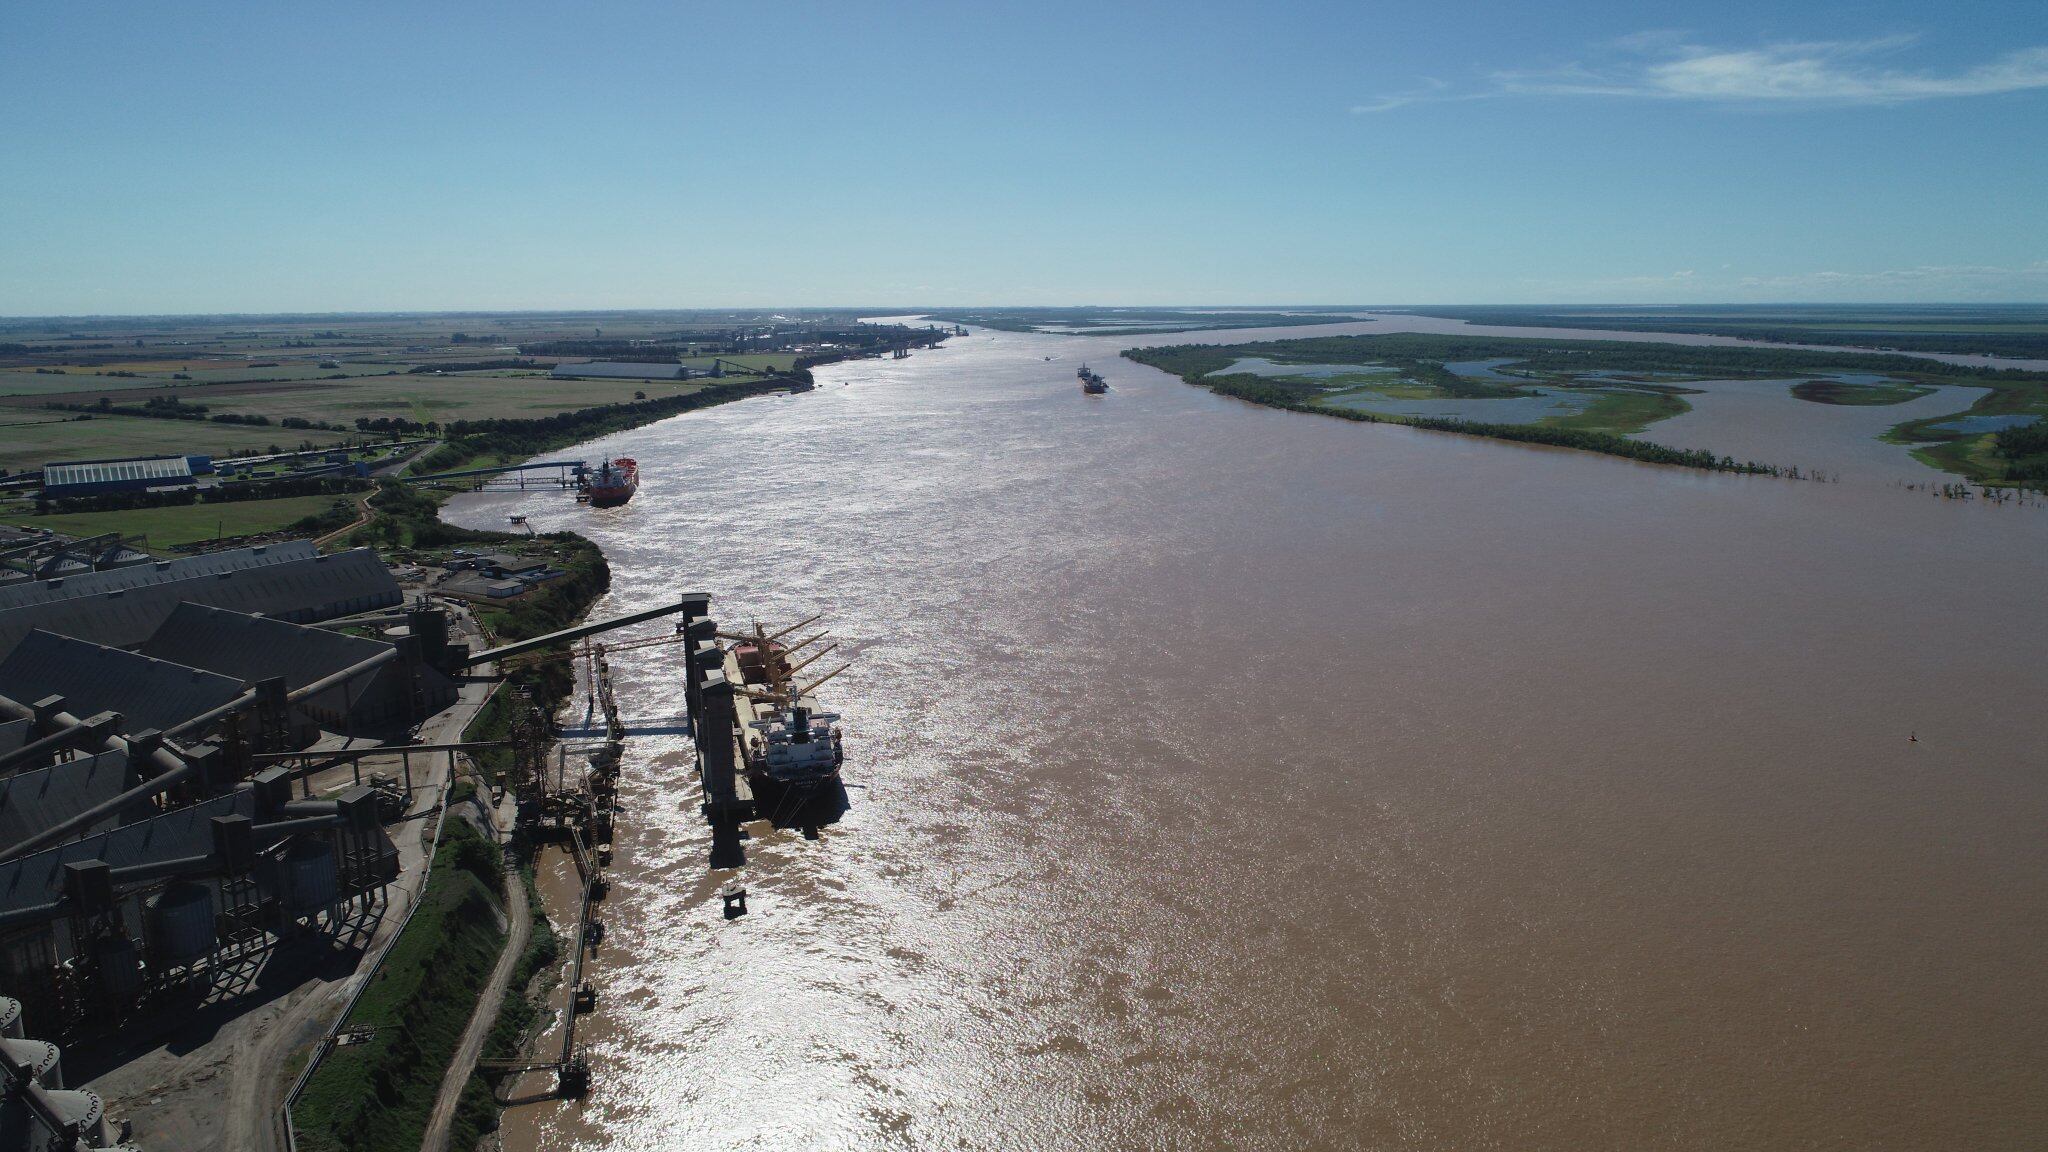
[0,1037,63,1088]
[30,1089,107,1151]
[0,996,21,1039]
[90,937,142,1005]
[280,839,338,915]
[144,883,216,969]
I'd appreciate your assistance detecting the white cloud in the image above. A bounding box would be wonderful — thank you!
[1350,77,1453,114]
[1357,35,2048,112]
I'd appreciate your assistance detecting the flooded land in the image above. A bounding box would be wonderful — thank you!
[1127,323,2048,486]
[447,320,2048,1151]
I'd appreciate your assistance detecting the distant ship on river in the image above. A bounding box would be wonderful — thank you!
[1079,364,1108,394]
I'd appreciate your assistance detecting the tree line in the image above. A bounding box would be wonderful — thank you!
[417,379,789,473]
[1995,421,2048,488]
[49,395,274,425]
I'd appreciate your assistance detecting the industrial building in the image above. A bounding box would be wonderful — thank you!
[0,523,470,1059]
[40,457,209,500]
[0,633,251,738]
[0,530,154,590]
[548,361,691,381]
[0,601,447,1052]
[0,773,397,985]
[0,545,401,657]
[138,603,455,735]
[0,543,319,615]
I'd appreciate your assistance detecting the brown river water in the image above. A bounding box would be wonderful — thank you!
[445,322,2048,1151]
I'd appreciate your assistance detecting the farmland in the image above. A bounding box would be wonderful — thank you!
[0,412,351,474]
[1,374,710,430]
[0,310,944,548]
[15,493,350,550]
[0,311,889,475]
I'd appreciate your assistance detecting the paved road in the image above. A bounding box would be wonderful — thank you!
[373,440,440,478]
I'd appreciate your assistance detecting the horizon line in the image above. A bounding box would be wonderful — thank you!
[4,301,2046,323]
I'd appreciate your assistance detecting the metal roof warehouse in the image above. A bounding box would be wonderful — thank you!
[42,455,205,497]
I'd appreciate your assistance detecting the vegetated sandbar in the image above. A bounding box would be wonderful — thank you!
[1124,332,2048,485]
[1404,304,2048,361]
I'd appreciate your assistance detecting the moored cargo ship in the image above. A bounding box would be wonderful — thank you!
[745,695,844,791]
[722,616,850,796]
[581,457,639,507]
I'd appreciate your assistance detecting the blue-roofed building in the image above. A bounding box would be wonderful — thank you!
[41,455,198,498]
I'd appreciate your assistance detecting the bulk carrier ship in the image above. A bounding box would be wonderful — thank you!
[1078,364,1108,393]
[579,457,639,507]
[728,617,849,795]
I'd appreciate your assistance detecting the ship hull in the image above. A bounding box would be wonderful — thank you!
[582,457,639,507]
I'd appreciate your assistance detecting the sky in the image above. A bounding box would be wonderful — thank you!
[2,0,2045,314]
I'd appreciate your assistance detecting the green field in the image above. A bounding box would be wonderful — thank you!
[0,370,186,396]
[172,375,708,425]
[291,820,508,1152]
[1565,388,1693,435]
[0,362,405,395]
[16,493,351,549]
[1,368,771,432]
[0,414,349,473]
[0,313,919,509]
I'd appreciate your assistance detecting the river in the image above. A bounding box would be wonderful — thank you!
[445,324,2048,1151]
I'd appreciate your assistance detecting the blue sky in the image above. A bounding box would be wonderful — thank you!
[2,0,2044,314]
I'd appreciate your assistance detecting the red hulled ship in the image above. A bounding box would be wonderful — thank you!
[581,457,639,507]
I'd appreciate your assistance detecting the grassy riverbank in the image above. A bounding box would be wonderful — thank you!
[452,862,561,1151]
[413,376,791,476]
[291,820,506,1152]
